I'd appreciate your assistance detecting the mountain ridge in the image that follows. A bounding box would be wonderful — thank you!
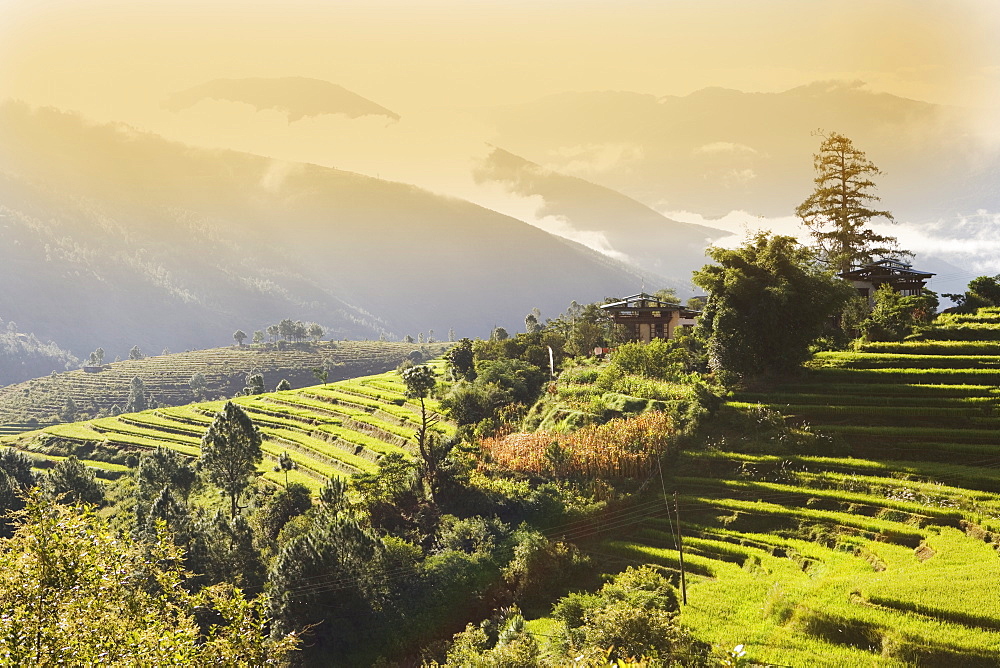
[162,77,400,122]
[0,102,653,359]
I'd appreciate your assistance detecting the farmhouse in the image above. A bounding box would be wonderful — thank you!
[600,293,699,344]
[838,259,935,305]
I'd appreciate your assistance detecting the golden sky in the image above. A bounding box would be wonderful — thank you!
[4,1,1000,290]
[4,0,1000,121]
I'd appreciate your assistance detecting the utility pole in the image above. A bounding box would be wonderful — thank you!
[674,491,687,605]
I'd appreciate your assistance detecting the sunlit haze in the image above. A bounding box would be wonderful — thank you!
[3,0,1000,348]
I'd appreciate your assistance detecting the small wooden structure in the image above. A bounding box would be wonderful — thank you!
[839,259,934,305]
[82,365,106,373]
[600,293,699,344]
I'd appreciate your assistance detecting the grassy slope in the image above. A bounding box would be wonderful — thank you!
[0,341,449,428]
[565,308,1000,665]
[0,360,453,493]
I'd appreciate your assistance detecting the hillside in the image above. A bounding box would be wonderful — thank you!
[474,147,726,285]
[0,319,79,386]
[0,360,453,492]
[577,308,1000,664]
[0,101,648,357]
[0,341,447,428]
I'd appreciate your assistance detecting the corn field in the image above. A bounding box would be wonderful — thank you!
[480,411,676,480]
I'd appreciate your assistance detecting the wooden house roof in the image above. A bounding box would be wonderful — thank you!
[838,259,934,282]
[600,293,700,318]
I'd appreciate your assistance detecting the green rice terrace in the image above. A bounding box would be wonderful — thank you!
[561,308,1000,666]
[0,361,453,493]
[5,309,1000,664]
[0,341,448,430]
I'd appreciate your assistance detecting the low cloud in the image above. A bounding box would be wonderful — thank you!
[259,159,303,193]
[544,143,644,175]
[692,141,758,156]
[886,212,1000,274]
[661,209,806,249]
[466,181,631,263]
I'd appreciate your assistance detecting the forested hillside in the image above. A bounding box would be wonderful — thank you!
[0,102,650,358]
[0,319,78,386]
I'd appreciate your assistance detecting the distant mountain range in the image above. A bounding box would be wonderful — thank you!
[0,102,651,364]
[163,77,400,122]
[486,81,998,223]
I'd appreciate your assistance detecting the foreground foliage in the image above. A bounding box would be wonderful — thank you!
[0,490,298,666]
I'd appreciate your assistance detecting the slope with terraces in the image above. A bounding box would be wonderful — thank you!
[578,308,1000,665]
[0,341,447,430]
[0,361,453,493]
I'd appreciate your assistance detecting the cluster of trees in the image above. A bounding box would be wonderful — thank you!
[446,565,708,665]
[944,275,1000,314]
[694,233,855,383]
[692,131,948,385]
[234,319,326,347]
[2,386,638,664]
[0,490,299,664]
[440,334,560,438]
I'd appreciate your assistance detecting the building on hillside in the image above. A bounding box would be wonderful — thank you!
[838,259,935,306]
[600,293,699,344]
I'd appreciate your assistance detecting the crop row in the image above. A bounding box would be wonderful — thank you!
[727,401,992,421]
[812,351,1000,369]
[807,367,1000,384]
[858,340,1000,355]
[735,392,997,409]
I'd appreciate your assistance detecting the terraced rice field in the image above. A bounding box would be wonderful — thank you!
[0,341,448,427]
[0,361,453,493]
[578,308,1000,665]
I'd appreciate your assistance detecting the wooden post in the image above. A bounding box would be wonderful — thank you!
[674,491,687,605]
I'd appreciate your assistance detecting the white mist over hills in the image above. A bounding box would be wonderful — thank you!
[146,78,1000,299]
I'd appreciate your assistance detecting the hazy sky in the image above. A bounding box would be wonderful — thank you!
[5,0,1000,288]
[4,0,1000,120]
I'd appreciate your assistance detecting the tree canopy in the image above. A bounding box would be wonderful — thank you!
[943,275,1000,313]
[693,232,854,384]
[0,490,297,665]
[795,131,901,273]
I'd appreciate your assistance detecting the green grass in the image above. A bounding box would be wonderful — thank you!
[727,401,990,420]
[735,392,997,408]
[858,340,1000,355]
[807,367,1000,384]
[0,362,450,495]
[813,351,1000,369]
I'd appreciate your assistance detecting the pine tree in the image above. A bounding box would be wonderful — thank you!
[200,402,262,517]
[795,131,902,273]
[124,376,148,413]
